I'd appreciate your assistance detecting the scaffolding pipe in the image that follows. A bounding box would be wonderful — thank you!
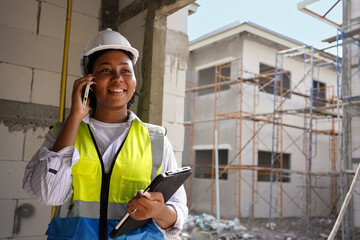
[215,129,221,234]
[269,51,283,223]
[237,60,244,220]
[306,46,314,238]
[279,54,284,220]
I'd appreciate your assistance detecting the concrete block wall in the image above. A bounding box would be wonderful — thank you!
[1,0,191,238]
[0,0,99,108]
[0,0,100,238]
[0,126,50,239]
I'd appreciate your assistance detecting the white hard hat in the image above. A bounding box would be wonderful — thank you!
[80,28,139,76]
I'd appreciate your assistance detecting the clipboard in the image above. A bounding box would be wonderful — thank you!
[109,166,192,239]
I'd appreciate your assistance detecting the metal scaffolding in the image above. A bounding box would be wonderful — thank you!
[184,41,360,237]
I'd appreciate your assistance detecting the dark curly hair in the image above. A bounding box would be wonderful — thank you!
[86,49,139,113]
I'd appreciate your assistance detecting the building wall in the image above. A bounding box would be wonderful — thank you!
[184,35,244,217]
[186,31,338,219]
[0,0,191,238]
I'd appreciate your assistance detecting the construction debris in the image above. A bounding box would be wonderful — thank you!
[178,213,336,240]
[183,213,247,232]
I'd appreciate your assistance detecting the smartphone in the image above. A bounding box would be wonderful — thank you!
[82,84,90,109]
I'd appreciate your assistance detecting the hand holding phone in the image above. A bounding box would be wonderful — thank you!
[82,84,90,109]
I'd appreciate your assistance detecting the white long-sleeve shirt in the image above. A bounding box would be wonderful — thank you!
[23,111,188,237]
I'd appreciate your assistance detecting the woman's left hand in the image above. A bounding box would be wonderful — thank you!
[126,190,165,220]
[126,190,177,229]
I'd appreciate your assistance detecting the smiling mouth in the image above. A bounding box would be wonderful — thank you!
[109,89,125,93]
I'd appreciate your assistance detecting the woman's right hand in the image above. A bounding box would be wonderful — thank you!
[69,74,96,120]
[51,75,96,152]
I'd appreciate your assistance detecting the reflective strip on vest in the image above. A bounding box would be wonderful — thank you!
[147,123,165,179]
[52,119,164,219]
[54,200,127,220]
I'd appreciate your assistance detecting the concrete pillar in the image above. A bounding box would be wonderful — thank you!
[138,5,167,125]
[341,0,360,237]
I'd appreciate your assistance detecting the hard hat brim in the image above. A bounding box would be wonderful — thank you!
[80,45,139,76]
[83,44,139,63]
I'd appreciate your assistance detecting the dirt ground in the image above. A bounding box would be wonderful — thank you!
[177,214,346,240]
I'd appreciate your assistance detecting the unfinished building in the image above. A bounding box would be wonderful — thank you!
[183,19,360,238]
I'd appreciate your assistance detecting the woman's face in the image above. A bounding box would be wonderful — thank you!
[92,50,136,111]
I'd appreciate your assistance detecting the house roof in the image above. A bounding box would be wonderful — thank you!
[189,21,306,51]
[189,21,337,63]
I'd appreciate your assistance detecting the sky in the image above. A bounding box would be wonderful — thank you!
[187,0,342,55]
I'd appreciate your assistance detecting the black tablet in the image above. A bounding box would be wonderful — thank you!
[109,166,192,239]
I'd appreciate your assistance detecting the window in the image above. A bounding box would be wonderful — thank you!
[257,150,291,182]
[195,149,228,180]
[313,80,327,107]
[197,65,231,96]
[259,63,291,98]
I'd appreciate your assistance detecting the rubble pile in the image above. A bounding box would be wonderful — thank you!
[180,213,255,240]
[177,213,335,240]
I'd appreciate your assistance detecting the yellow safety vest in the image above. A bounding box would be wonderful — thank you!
[47,119,165,240]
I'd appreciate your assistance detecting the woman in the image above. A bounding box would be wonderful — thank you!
[23,28,187,240]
